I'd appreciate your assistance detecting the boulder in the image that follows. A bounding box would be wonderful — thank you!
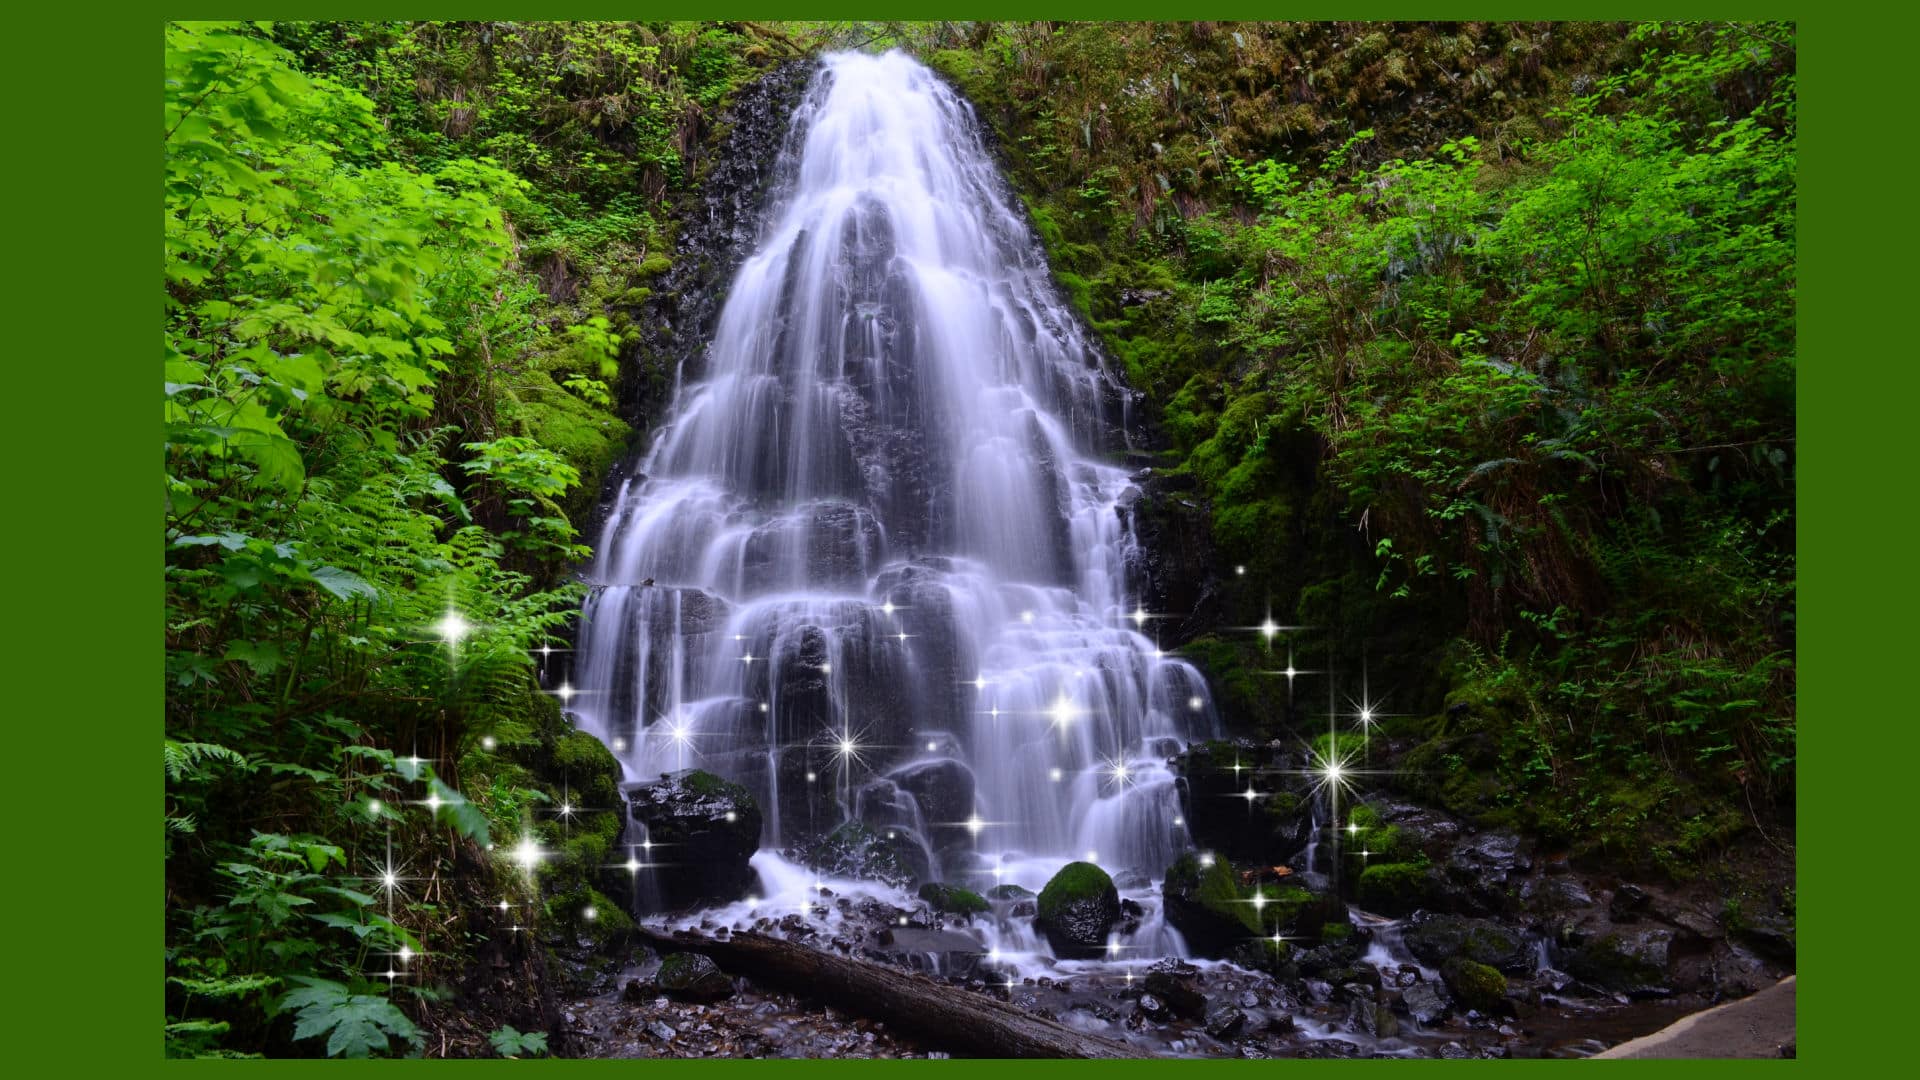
[1161,852,1253,956]
[1400,981,1451,1025]
[1440,957,1508,1014]
[1036,861,1121,959]
[1205,1005,1248,1039]
[1355,861,1438,916]
[625,770,760,910]
[656,952,733,1002]
[1143,959,1206,1020]
[1563,926,1676,997]
[1402,915,1531,972]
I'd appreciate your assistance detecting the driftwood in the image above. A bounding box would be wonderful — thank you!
[636,926,1136,1058]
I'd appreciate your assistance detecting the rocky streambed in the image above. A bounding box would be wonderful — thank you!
[536,735,1792,1059]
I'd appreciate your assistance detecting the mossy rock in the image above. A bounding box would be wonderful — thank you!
[1440,957,1508,1014]
[986,884,1035,901]
[1035,861,1120,958]
[657,952,733,1002]
[635,254,673,279]
[1355,862,1435,916]
[918,882,989,916]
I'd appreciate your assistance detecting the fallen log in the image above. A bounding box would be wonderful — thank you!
[635,926,1136,1058]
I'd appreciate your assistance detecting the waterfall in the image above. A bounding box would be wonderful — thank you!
[569,50,1218,908]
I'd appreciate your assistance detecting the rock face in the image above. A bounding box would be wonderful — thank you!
[1117,470,1222,644]
[1035,861,1121,959]
[656,952,734,1003]
[625,770,761,910]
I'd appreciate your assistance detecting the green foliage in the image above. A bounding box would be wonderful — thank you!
[282,976,422,1058]
[488,1025,550,1058]
[937,20,1794,863]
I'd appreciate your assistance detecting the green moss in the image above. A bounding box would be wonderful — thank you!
[918,882,989,916]
[1036,861,1115,923]
[635,254,672,279]
[1355,862,1433,916]
[1322,921,1352,942]
[1441,957,1508,1013]
[683,769,752,804]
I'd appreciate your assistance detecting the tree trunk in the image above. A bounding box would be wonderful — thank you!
[635,927,1136,1058]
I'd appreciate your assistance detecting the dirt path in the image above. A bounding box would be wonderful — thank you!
[1595,977,1795,1059]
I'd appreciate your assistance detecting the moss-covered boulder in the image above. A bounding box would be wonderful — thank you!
[1356,861,1437,916]
[1036,861,1121,958]
[1162,852,1255,956]
[1440,957,1509,1014]
[625,769,761,909]
[656,952,734,1003]
[918,882,989,917]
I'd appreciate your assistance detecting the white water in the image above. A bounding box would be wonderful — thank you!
[569,51,1217,959]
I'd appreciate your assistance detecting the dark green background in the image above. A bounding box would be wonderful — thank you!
[34,1,1849,1072]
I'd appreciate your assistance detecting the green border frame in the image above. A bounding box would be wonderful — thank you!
[32,2,1856,1072]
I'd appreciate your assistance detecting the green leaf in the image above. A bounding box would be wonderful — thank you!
[310,565,378,601]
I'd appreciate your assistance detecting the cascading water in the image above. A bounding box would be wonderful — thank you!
[569,50,1217,958]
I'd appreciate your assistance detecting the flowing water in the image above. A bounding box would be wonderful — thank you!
[568,50,1217,955]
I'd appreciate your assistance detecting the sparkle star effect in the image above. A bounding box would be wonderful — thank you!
[1047,695,1080,731]
[1099,754,1136,792]
[1130,606,1150,628]
[510,835,547,874]
[435,610,471,645]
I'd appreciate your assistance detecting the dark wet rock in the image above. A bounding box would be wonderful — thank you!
[1143,959,1206,1020]
[1136,994,1170,1023]
[622,978,655,1004]
[1610,883,1651,922]
[626,770,761,909]
[656,953,734,1003]
[1160,851,1263,957]
[1035,861,1120,959]
[1400,981,1451,1024]
[885,758,977,873]
[1563,926,1675,996]
[1119,473,1222,644]
[1205,1006,1247,1039]
[1402,915,1531,972]
[1439,830,1532,914]
[1521,876,1593,909]
[1294,937,1367,978]
[1735,916,1796,965]
[806,821,923,888]
[985,884,1034,901]
[1348,998,1400,1039]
